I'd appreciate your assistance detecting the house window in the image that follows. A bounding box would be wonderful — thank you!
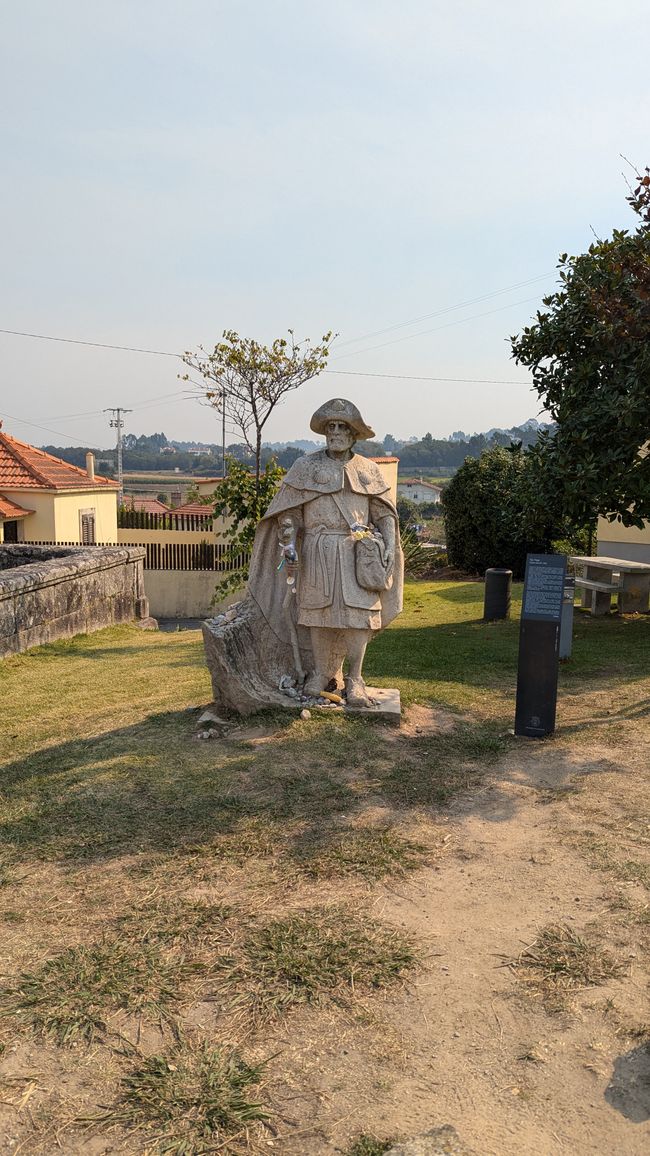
[3,520,19,543]
[80,509,97,545]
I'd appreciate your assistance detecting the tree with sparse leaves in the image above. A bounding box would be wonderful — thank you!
[211,457,284,596]
[181,329,333,491]
[511,166,650,533]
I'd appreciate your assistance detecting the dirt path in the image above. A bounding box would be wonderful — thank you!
[1,711,648,1155]
[273,734,650,1155]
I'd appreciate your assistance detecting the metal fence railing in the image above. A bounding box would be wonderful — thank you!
[118,509,214,532]
[21,541,248,572]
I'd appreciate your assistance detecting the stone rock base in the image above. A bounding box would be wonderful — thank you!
[202,596,311,716]
[202,596,401,723]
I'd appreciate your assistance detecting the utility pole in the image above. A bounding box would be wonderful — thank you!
[104,408,132,504]
[221,389,226,480]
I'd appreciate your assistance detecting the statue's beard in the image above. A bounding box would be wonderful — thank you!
[326,437,354,454]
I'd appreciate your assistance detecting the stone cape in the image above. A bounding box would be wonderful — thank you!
[266,448,391,502]
[250,451,403,645]
[202,451,404,715]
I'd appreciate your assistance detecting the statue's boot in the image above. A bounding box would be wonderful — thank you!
[345,675,373,708]
[326,666,345,692]
[304,673,326,697]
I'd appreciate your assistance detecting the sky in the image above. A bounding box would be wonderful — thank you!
[1,0,648,451]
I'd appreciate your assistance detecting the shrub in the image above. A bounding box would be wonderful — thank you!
[441,447,560,579]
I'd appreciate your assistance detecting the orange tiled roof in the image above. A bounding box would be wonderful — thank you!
[172,501,214,515]
[0,429,118,491]
[0,494,34,519]
[124,498,171,514]
[370,456,399,463]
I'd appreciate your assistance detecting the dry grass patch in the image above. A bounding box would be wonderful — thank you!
[1,938,200,1045]
[100,1039,269,1155]
[510,923,626,1011]
[113,897,233,946]
[292,827,428,881]
[216,907,418,1026]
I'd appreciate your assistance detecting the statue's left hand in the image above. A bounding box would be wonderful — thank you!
[376,516,396,572]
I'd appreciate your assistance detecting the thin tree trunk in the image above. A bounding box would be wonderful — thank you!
[255,428,262,494]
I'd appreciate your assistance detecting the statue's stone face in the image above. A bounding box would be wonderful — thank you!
[325,420,355,455]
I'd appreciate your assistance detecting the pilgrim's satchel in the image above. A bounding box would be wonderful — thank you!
[331,494,393,592]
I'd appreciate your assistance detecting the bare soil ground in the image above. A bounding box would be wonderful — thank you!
[1,699,648,1155]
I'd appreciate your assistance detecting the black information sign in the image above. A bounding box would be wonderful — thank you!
[515,553,567,737]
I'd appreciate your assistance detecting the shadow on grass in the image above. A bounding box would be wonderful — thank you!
[0,703,634,874]
[558,696,650,734]
[0,706,517,868]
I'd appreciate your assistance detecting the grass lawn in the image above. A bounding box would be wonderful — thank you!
[1,580,649,1153]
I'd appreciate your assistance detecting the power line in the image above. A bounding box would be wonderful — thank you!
[0,268,554,363]
[38,391,195,425]
[335,272,555,348]
[325,370,531,384]
[331,294,545,360]
[0,410,100,445]
[0,328,179,357]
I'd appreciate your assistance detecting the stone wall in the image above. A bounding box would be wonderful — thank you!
[0,545,149,657]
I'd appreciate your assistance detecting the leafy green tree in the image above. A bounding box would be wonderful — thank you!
[442,447,561,579]
[511,167,650,531]
[354,439,387,458]
[396,496,418,531]
[261,445,304,470]
[181,329,333,490]
[212,457,284,595]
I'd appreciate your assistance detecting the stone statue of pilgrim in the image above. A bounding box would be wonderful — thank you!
[247,398,404,707]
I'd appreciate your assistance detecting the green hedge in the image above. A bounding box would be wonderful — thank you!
[441,447,559,579]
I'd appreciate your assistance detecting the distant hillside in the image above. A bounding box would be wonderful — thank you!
[41,418,553,474]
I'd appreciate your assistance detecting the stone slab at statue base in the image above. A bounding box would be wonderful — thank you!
[308,686,401,725]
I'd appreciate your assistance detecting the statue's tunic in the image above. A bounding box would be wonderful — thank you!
[295,478,386,629]
[247,451,403,646]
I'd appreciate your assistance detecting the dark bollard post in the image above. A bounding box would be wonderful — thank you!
[559,575,575,660]
[483,568,512,621]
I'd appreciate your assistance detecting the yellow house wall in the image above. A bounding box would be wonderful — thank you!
[598,516,650,546]
[1,488,117,543]
[195,480,222,498]
[53,491,118,543]
[595,444,650,560]
[1,490,56,540]
[372,459,398,506]
[597,515,650,563]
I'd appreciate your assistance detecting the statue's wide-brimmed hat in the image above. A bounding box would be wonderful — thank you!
[310,398,375,441]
